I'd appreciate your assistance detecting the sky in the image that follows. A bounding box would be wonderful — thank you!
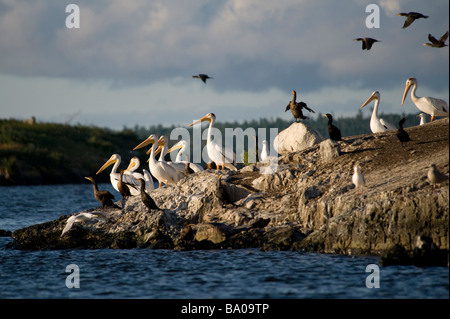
[0,0,448,130]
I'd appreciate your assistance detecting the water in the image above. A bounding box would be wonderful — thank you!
[0,184,448,299]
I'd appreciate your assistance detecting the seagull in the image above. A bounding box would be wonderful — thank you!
[417,113,427,125]
[60,212,104,238]
[397,12,428,29]
[191,74,213,84]
[427,164,449,188]
[353,37,381,50]
[396,117,411,147]
[424,31,448,48]
[352,165,366,194]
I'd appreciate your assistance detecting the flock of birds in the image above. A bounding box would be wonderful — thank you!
[60,11,449,238]
[354,11,448,50]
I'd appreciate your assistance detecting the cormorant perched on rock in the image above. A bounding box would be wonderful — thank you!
[191,74,213,83]
[84,176,115,208]
[137,178,160,210]
[353,37,380,50]
[424,31,448,48]
[285,90,315,122]
[118,170,133,199]
[427,164,449,188]
[396,117,411,147]
[397,12,428,29]
[323,113,342,141]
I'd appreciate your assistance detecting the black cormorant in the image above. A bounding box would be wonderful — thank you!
[397,12,428,29]
[191,74,213,83]
[396,117,411,147]
[353,37,380,50]
[85,176,115,208]
[424,31,448,48]
[285,90,315,122]
[137,178,160,210]
[323,113,342,141]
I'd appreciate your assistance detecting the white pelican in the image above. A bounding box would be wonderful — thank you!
[360,91,396,133]
[125,156,155,193]
[401,77,449,122]
[352,165,366,194]
[188,113,237,171]
[60,212,104,238]
[156,136,189,176]
[96,154,140,196]
[133,134,182,187]
[167,140,204,173]
[417,113,427,126]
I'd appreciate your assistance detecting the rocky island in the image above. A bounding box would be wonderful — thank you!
[9,118,449,266]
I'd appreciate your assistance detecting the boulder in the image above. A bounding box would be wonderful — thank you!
[274,122,324,155]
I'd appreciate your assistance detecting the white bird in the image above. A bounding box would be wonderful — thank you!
[188,113,237,170]
[401,77,449,122]
[60,212,103,238]
[417,113,427,126]
[133,134,182,187]
[360,91,397,133]
[352,165,366,194]
[124,156,155,193]
[427,164,449,188]
[260,140,278,163]
[167,139,204,173]
[96,154,140,196]
[156,136,191,176]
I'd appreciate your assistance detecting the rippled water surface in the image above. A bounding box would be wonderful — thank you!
[0,184,448,299]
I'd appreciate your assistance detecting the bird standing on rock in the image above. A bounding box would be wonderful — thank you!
[396,117,411,147]
[352,165,366,194]
[285,90,315,122]
[323,113,342,141]
[137,179,161,211]
[427,164,449,188]
[84,176,115,208]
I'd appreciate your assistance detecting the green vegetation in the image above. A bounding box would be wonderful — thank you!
[1,112,421,185]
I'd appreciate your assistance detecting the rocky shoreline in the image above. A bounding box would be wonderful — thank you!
[7,119,449,266]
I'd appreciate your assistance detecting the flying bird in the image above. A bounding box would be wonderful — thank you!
[352,165,366,194]
[84,176,115,208]
[397,12,428,29]
[353,37,380,50]
[285,90,315,122]
[323,113,342,141]
[60,212,104,238]
[360,91,396,133]
[401,77,449,121]
[396,117,411,147]
[427,164,449,188]
[191,74,213,84]
[423,31,448,48]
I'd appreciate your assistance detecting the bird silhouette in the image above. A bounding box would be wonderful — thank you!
[397,12,428,29]
[353,37,380,50]
[396,117,411,147]
[323,113,342,141]
[424,31,448,48]
[191,74,213,83]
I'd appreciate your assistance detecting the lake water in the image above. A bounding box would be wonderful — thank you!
[0,184,448,300]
